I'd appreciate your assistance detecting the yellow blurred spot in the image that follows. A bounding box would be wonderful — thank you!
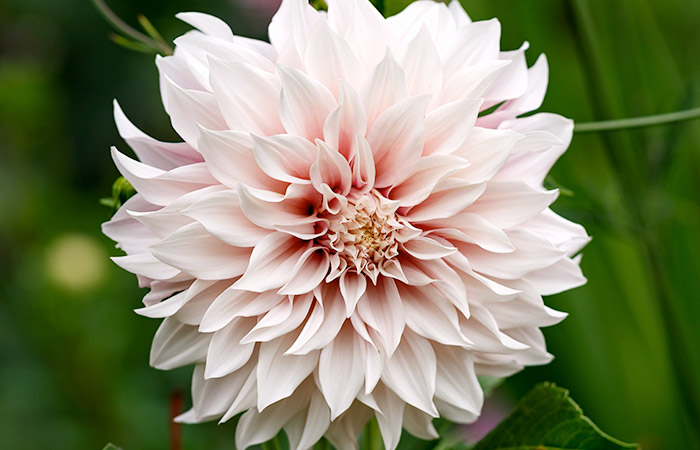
[45,233,107,293]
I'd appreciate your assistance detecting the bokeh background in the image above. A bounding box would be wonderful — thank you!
[1,0,699,449]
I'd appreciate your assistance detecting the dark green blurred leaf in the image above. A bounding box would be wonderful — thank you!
[384,0,414,16]
[473,383,639,450]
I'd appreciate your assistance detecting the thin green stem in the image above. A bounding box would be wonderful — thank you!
[363,418,383,450]
[91,0,172,55]
[575,107,700,133]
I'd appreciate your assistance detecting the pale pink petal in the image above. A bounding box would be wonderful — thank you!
[367,95,430,188]
[111,148,217,206]
[176,12,234,41]
[209,58,284,135]
[356,277,405,357]
[451,127,522,183]
[304,17,363,95]
[114,100,202,170]
[150,317,211,370]
[233,232,310,292]
[361,50,409,127]
[405,179,487,222]
[318,325,365,419]
[339,271,367,316]
[204,317,257,379]
[388,154,469,207]
[241,293,314,344]
[351,135,376,193]
[150,223,251,280]
[323,81,367,160]
[399,26,443,98]
[257,334,319,409]
[279,247,330,295]
[199,289,285,332]
[398,284,471,347]
[197,127,287,192]
[252,134,318,184]
[158,71,227,147]
[467,181,558,228]
[423,98,483,156]
[279,66,337,141]
[183,190,270,247]
[381,329,438,416]
[286,285,347,355]
[310,140,353,196]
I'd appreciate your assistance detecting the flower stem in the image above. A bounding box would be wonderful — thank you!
[90,0,172,55]
[575,107,700,133]
[363,418,383,450]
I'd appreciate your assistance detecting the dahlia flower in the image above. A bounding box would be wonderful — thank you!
[103,0,589,448]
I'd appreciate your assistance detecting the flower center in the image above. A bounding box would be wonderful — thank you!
[319,191,405,279]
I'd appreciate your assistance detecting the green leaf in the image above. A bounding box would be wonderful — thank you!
[384,0,414,16]
[473,383,639,450]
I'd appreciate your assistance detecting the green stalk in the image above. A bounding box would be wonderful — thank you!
[363,418,383,450]
[91,0,172,55]
[575,107,700,133]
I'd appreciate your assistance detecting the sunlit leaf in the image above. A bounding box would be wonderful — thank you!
[473,383,639,450]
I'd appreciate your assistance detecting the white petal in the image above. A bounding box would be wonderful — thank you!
[433,345,483,422]
[323,81,367,160]
[406,179,487,222]
[257,334,319,409]
[452,127,522,183]
[339,271,367,316]
[310,140,353,196]
[398,284,471,347]
[111,148,217,206]
[158,71,227,147]
[467,181,558,228]
[176,12,234,41]
[183,190,270,247]
[150,317,210,370]
[241,293,314,344]
[319,325,365,419]
[278,247,330,295]
[286,285,347,355]
[200,289,284,332]
[304,17,362,95]
[209,58,284,135]
[388,154,469,207]
[114,100,201,170]
[356,277,405,357]
[190,362,254,422]
[423,98,482,156]
[150,223,251,280]
[197,127,286,192]
[399,26,442,98]
[367,95,430,188]
[252,134,318,184]
[381,329,438,416]
[204,317,257,379]
[234,232,310,292]
[278,66,337,141]
[361,49,409,127]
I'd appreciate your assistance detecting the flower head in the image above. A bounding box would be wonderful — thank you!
[103,0,590,448]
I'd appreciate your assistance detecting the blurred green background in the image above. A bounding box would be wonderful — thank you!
[1,0,699,449]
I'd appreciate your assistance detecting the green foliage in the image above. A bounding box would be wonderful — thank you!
[100,177,136,213]
[102,444,123,450]
[384,0,414,16]
[473,383,639,450]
